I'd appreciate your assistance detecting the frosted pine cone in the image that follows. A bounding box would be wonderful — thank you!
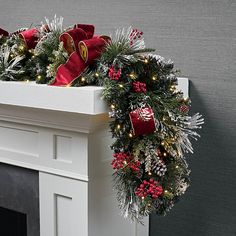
[152,159,167,176]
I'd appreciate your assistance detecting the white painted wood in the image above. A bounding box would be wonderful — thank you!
[0,121,89,181]
[176,77,189,98]
[39,172,88,236]
[0,124,39,156]
[88,125,149,236]
[0,81,107,115]
[0,78,189,236]
[0,78,187,115]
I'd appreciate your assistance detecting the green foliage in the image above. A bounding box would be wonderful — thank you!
[34,30,62,83]
[0,34,37,81]
[0,46,25,81]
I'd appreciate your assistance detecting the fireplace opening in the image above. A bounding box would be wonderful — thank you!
[0,163,40,236]
[0,206,27,236]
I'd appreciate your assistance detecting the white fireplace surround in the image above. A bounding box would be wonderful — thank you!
[0,78,188,236]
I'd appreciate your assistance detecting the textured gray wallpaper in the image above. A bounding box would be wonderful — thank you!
[0,0,235,235]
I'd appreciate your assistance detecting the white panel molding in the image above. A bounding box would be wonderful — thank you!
[0,120,89,181]
[0,105,109,133]
[39,173,88,236]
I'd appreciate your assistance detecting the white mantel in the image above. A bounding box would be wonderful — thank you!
[0,78,188,236]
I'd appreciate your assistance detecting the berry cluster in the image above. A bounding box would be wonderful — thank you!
[135,179,163,199]
[111,152,141,172]
[129,161,141,172]
[108,64,121,80]
[129,28,143,46]
[111,152,128,169]
[133,81,146,93]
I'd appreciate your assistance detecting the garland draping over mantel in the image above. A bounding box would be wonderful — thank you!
[0,16,204,222]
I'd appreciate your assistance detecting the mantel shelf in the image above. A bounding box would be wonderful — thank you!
[0,82,107,115]
[0,77,188,115]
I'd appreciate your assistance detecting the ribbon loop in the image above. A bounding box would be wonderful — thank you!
[19,28,39,49]
[0,27,39,49]
[74,24,94,39]
[79,36,109,63]
[60,28,88,54]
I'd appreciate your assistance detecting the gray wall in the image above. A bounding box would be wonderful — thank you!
[0,0,235,235]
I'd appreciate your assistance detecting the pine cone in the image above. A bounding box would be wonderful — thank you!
[152,159,167,176]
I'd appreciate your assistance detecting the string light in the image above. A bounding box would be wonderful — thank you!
[164,190,168,193]
[18,45,24,51]
[161,141,165,146]
[95,72,99,77]
[110,104,115,109]
[129,73,136,79]
[148,171,152,176]
[81,77,86,82]
[144,58,149,64]
[117,124,121,129]
[152,76,157,81]
[129,133,133,138]
[163,152,167,157]
[119,84,124,88]
[175,165,179,169]
[47,65,50,70]
[37,75,42,80]
[170,85,176,92]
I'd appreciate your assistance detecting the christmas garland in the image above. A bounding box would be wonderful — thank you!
[0,16,204,222]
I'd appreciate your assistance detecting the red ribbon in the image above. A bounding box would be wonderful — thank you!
[0,28,9,37]
[19,28,39,49]
[51,24,110,86]
[0,27,39,49]
[129,108,157,136]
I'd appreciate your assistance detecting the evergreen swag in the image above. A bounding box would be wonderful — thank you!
[0,16,204,222]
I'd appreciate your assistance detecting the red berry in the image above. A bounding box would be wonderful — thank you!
[140,184,145,189]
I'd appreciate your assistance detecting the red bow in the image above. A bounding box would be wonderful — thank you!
[0,27,39,49]
[51,24,110,86]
